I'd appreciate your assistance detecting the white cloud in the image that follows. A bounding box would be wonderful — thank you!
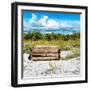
[29,14,37,23]
[60,22,68,28]
[39,16,48,27]
[39,15,60,29]
[23,14,37,29]
[23,14,80,33]
[46,19,60,29]
[29,14,38,27]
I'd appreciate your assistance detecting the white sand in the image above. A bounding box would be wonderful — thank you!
[23,51,80,78]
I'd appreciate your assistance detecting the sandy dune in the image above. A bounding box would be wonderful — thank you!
[23,51,80,78]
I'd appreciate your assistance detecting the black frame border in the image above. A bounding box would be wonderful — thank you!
[11,2,88,87]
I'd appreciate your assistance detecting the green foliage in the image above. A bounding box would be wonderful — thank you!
[23,31,80,57]
[24,30,43,41]
[24,31,80,41]
[24,33,31,40]
[72,48,80,56]
[30,30,43,40]
[23,44,32,54]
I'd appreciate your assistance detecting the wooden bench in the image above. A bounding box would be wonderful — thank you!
[31,46,60,61]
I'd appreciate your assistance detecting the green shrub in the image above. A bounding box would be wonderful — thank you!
[23,44,32,53]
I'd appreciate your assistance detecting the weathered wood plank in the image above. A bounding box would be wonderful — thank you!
[31,46,60,60]
[32,53,59,57]
[32,49,59,53]
[32,57,59,60]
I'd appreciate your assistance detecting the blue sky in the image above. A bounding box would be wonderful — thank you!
[23,10,80,34]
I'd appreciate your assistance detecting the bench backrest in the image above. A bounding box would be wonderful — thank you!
[31,46,60,61]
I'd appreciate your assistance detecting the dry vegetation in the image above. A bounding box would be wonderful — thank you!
[23,31,80,60]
